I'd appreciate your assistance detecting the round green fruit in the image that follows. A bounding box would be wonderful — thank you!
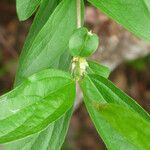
[69,27,99,57]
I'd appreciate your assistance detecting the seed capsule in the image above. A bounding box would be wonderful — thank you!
[69,27,99,57]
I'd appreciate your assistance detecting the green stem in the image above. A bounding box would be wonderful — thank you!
[77,0,81,28]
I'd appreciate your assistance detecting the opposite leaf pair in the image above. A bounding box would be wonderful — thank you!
[0,60,150,150]
[0,60,102,143]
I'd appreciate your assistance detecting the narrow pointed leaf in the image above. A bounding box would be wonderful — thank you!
[87,60,110,78]
[15,0,78,84]
[81,74,150,120]
[15,0,60,66]
[0,69,76,144]
[16,0,41,21]
[80,74,150,149]
[88,0,150,40]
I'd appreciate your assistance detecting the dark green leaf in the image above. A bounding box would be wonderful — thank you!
[16,0,41,21]
[88,0,150,40]
[87,60,110,78]
[80,74,150,149]
[0,69,76,144]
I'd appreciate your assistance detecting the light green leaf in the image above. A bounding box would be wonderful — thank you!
[15,0,78,84]
[15,0,60,63]
[144,0,150,12]
[4,109,73,150]
[87,60,110,78]
[0,69,76,144]
[80,74,150,149]
[83,95,138,150]
[16,0,41,21]
[94,103,150,150]
[88,0,150,40]
[81,74,150,120]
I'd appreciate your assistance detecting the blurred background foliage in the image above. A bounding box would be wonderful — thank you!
[0,0,149,149]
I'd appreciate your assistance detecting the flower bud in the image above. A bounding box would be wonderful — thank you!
[69,27,99,57]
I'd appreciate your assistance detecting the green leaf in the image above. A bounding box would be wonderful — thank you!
[80,74,150,149]
[4,0,70,149]
[0,69,76,144]
[15,0,60,61]
[94,103,150,150]
[16,0,41,21]
[144,0,150,12]
[6,0,84,149]
[4,109,73,150]
[88,0,150,40]
[81,74,150,120]
[86,60,110,78]
[15,0,78,85]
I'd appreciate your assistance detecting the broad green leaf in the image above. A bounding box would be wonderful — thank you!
[94,103,150,150]
[16,0,41,21]
[80,74,150,149]
[15,0,78,84]
[4,109,73,150]
[86,60,110,78]
[0,69,76,144]
[88,0,150,40]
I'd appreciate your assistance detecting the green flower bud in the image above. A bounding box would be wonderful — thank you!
[69,27,99,57]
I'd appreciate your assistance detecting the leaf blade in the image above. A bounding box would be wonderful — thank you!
[88,0,150,40]
[16,0,41,21]
[16,0,78,84]
[84,96,140,150]
[0,69,76,144]
[144,0,150,12]
[80,74,150,149]
[4,109,73,150]
[87,60,110,78]
[94,103,150,149]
